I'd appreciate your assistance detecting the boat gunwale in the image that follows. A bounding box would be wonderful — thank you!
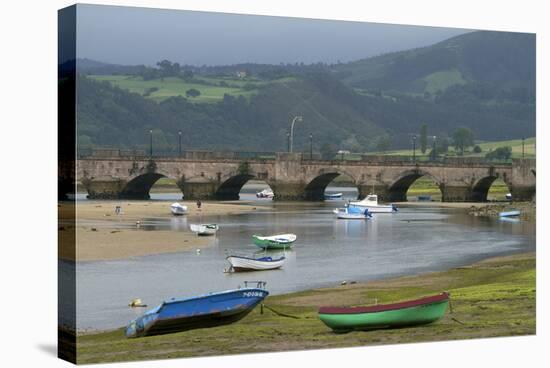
[160,287,268,307]
[318,292,449,315]
[226,255,286,262]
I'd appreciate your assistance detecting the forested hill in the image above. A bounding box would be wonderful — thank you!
[332,31,535,95]
[73,30,535,153]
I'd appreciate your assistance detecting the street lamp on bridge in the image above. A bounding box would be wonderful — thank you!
[412,134,417,163]
[149,129,153,158]
[178,130,182,157]
[289,115,303,153]
[309,133,313,160]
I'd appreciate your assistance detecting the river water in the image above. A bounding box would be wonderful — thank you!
[66,186,535,331]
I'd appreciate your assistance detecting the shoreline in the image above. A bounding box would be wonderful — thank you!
[59,200,266,262]
[76,251,535,363]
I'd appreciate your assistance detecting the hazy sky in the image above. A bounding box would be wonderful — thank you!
[76,4,470,66]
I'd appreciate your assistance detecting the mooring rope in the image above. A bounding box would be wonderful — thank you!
[262,304,302,319]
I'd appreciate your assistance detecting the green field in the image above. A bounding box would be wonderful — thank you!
[90,75,296,103]
[407,177,510,201]
[423,68,467,94]
[371,137,536,160]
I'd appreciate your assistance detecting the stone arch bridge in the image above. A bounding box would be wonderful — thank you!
[70,152,536,202]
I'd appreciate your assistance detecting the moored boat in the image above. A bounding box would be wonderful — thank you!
[348,194,398,213]
[190,223,219,235]
[170,202,188,216]
[125,282,268,338]
[256,189,274,198]
[333,207,372,220]
[252,233,297,249]
[324,192,343,200]
[499,210,521,218]
[318,292,450,333]
[226,254,286,272]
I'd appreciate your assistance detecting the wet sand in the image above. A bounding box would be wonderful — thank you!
[58,200,264,262]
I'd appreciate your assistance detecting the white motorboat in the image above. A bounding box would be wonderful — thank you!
[333,207,372,220]
[190,223,219,235]
[347,194,398,213]
[226,254,286,272]
[256,189,274,198]
[170,202,188,216]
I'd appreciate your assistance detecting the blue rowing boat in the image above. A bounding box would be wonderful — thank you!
[125,282,269,338]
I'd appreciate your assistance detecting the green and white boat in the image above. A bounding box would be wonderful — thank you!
[318,292,450,333]
[252,234,297,249]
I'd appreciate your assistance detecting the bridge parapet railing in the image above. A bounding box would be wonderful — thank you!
[77,148,277,161]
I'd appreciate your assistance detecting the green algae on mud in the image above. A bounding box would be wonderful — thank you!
[76,252,535,364]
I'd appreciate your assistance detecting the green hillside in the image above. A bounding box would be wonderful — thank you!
[73,31,535,153]
[374,137,536,159]
[89,75,296,103]
[333,31,535,95]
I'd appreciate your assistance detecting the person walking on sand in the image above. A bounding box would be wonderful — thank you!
[196,199,202,210]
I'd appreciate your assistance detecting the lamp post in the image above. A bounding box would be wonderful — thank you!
[412,135,417,163]
[431,135,437,161]
[286,132,290,152]
[178,130,182,157]
[309,133,313,159]
[149,129,153,158]
[289,116,303,153]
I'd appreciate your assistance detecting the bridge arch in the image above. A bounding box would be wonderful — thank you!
[119,172,175,199]
[471,175,511,202]
[388,169,443,202]
[304,169,358,200]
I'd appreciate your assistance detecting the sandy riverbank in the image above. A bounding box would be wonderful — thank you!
[58,200,264,262]
[75,252,535,364]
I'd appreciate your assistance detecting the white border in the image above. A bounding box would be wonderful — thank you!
[0,1,547,367]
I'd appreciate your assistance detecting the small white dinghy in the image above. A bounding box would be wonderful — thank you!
[499,210,521,218]
[170,202,188,216]
[333,207,372,220]
[256,189,274,198]
[324,192,343,200]
[190,224,219,236]
[226,254,286,272]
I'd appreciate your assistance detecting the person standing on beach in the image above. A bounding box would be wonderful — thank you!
[196,199,202,209]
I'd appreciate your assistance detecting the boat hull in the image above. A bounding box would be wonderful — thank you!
[348,204,395,213]
[499,210,520,218]
[319,293,449,332]
[126,288,268,338]
[190,224,219,235]
[227,255,285,271]
[252,234,296,249]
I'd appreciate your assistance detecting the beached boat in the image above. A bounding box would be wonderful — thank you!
[256,189,274,198]
[318,292,449,333]
[252,234,297,249]
[324,192,343,200]
[505,193,513,200]
[226,254,286,272]
[190,223,219,235]
[170,202,188,216]
[499,210,521,218]
[125,282,269,338]
[417,195,432,201]
[348,194,398,213]
[333,207,372,220]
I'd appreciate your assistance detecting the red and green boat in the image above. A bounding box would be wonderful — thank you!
[318,292,450,333]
